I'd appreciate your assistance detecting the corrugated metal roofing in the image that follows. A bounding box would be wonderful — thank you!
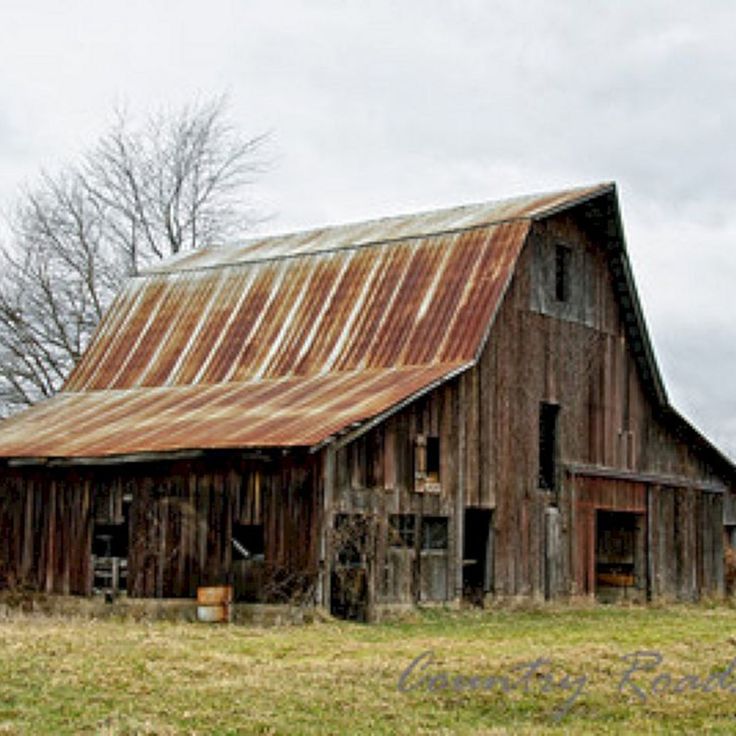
[64,220,530,391]
[0,365,464,457]
[0,183,613,459]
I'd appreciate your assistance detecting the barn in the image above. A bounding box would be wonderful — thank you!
[0,182,733,618]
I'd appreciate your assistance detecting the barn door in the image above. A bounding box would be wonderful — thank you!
[463,509,493,604]
[419,516,449,602]
[573,477,647,598]
[330,514,370,621]
[595,510,645,602]
[385,514,417,604]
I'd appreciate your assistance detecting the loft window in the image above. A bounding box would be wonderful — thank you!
[426,436,440,482]
[539,402,559,490]
[389,514,416,548]
[414,435,441,491]
[414,435,427,481]
[422,517,449,550]
[555,244,572,302]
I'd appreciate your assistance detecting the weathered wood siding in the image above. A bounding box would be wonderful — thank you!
[475,211,726,598]
[332,205,729,606]
[127,456,320,598]
[648,484,723,599]
[0,453,321,600]
[0,470,93,594]
[331,382,461,606]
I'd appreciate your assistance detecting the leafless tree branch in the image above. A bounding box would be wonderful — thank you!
[0,97,267,415]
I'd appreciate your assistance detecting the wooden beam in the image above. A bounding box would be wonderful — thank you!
[317,446,335,609]
[566,463,724,493]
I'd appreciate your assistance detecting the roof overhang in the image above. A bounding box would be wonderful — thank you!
[0,364,468,462]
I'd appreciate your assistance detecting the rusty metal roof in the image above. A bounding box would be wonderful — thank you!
[0,365,465,457]
[64,219,531,391]
[0,183,613,459]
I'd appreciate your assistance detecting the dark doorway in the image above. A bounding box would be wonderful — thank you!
[595,510,644,602]
[231,522,266,602]
[330,514,369,621]
[463,509,493,604]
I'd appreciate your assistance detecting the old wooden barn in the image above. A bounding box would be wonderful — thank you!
[0,182,734,618]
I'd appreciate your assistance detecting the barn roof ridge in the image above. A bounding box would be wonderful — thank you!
[143,181,614,276]
[141,217,530,277]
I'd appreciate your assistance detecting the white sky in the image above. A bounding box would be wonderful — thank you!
[0,1,734,457]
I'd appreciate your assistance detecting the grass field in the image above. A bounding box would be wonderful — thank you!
[2,603,736,734]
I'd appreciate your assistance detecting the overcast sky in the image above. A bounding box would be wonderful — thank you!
[0,1,734,458]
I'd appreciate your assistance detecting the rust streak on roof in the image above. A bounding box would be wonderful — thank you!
[64,219,533,392]
[0,366,467,457]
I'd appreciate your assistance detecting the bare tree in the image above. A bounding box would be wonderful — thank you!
[0,98,266,413]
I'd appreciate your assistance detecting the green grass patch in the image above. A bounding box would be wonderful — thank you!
[1,604,736,733]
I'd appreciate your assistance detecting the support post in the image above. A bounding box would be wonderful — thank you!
[317,446,335,611]
[455,377,466,600]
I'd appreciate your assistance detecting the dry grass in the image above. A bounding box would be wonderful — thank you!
[2,603,736,734]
